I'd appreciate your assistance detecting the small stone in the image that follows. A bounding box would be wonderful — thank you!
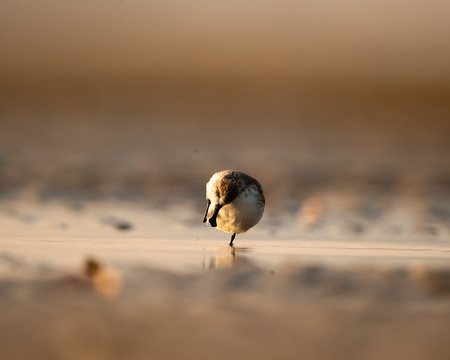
[84,258,102,278]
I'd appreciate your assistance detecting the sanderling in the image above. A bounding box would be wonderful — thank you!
[203,170,265,246]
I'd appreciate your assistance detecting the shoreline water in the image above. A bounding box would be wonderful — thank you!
[1,241,450,360]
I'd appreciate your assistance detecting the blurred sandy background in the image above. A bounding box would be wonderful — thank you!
[1,1,449,201]
[1,2,450,359]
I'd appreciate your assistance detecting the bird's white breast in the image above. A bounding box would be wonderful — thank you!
[216,188,264,234]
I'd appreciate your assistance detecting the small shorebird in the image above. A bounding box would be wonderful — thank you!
[203,170,265,246]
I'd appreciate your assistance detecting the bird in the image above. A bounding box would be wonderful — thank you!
[203,170,265,246]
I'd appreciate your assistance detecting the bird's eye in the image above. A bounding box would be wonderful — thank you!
[216,190,220,197]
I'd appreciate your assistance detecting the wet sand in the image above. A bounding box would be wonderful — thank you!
[1,239,450,360]
[1,195,450,360]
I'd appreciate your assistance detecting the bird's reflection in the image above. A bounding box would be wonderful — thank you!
[203,246,253,269]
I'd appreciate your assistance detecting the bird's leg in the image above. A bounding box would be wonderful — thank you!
[202,199,211,223]
[229,232,236,247]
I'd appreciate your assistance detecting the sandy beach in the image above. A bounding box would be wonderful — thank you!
[1,1,450,359]
[2,84,450,359]
[1,85,449,358]
[1,191,449,360]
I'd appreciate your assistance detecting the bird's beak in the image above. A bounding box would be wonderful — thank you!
[208,204,223,227]
[202,199,211,223]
